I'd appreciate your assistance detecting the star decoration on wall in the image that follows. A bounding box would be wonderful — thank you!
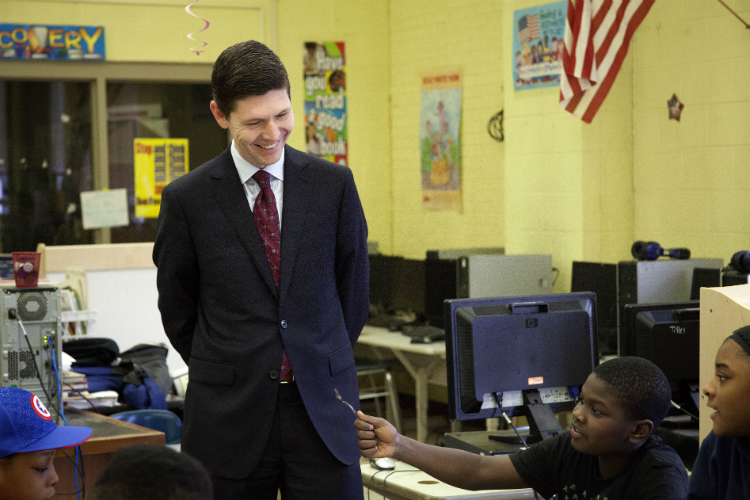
[667,93,684,121]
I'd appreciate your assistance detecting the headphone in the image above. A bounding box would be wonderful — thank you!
[730,251,750,273]
[631,241,691,261]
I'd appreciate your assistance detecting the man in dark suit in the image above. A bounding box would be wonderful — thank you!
[153,40,369,500]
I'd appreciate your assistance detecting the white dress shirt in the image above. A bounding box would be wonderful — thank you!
[231,140,285,229]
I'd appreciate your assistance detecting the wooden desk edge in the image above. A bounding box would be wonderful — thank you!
[55,410,166,457]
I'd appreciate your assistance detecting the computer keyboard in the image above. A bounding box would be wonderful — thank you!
[366,312,406,330]
[401,324,445,343]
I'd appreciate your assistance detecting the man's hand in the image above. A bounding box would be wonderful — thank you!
[354,410,399,459]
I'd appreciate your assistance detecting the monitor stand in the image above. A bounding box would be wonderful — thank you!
[488,389,565,445]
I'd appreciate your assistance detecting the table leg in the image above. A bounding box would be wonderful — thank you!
[388,350,443,443]
[413,370,430,443]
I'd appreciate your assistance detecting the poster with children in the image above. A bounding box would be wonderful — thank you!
[420,69,462,211]
[303,41,348,167]
[513,1,567,91]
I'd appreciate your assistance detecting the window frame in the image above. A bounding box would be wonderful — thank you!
[0,59,214,243]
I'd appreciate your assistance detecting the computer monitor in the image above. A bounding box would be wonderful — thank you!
[444,292,598,443]
[690,267,750,300]
[390,258,425,316]
[571,261,618,357]
[621,301,700,419]
[368,254,404,311]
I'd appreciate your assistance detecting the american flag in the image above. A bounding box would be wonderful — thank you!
[559,0,655,123]
[518,14,540,44]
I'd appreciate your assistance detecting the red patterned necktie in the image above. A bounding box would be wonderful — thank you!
[252,170,291,381]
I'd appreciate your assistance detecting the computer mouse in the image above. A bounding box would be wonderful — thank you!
[370,457,396,470]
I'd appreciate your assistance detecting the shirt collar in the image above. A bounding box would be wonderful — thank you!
[231,140,285,184]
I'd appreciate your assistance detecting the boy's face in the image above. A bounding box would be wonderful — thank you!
[0,451,59,500]
[570,373,639,458]
[210,89,294,169]
[704,339,750,436]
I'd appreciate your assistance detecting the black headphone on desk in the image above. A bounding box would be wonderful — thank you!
[631,241,691,261]
[730,251,750,273]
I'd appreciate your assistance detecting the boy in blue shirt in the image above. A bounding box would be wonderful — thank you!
[0,387,92,500]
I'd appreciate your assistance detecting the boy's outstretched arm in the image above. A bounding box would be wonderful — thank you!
[355,411,529,492]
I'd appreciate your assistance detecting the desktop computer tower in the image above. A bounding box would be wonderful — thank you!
[426,247,505,260]
[425,254,553,328]
[571,262,618,356]
[617,259,723,354]
[0,287,62,419]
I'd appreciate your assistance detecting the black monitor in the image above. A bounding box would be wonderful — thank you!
[425,258,461,328]
[368,254,426,315]
[368,254,404,311]
[391,258,426,316]
[621,301,700,419]
[571,261,618,357]
[444,292,598,444]
[690,267,750,300]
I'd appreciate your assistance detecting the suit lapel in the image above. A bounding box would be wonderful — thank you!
[279,146,312,298]
[208,148,279,297]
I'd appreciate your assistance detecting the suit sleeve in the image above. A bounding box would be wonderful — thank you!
[153,184,200,363]
[335,168,370,347]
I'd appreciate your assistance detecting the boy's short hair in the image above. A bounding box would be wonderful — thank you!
[0,387,92,457]
[593,356,672,429]
[211,40,290,117]
[88,444,212,500]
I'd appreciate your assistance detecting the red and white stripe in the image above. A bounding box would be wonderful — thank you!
[559,0,655,123]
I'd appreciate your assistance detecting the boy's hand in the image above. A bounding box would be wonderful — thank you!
[354,410,398,459]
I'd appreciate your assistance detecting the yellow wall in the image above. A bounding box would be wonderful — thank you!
[275,0,392,251]
[501,0,635,292]
[389,0,506,260]
[3,0,266,62]
[631,0,750,265]
[4,0,750,281]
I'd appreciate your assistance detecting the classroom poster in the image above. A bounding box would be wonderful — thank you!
[303,41,348,166]
[512,2,567,90]
[420,69,462,211]
[0,24,105,60]
[134,138,189,218]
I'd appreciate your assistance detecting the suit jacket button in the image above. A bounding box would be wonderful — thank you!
[269,370,279,380]
[280,320,288,328]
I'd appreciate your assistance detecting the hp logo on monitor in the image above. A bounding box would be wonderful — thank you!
[525,318,538,328]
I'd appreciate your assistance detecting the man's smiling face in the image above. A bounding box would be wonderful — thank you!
[210,89,294,168]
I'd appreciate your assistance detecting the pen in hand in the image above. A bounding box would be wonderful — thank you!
[334,388,357,416]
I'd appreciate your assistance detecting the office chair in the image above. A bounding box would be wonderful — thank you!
[356,360,402,432]
[110,409,183,450]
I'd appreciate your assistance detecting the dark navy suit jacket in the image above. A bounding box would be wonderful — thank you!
[153,145,369,479]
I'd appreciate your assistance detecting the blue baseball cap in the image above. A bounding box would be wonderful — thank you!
[0,387,92,457]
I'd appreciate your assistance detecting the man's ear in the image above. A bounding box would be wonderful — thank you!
[629,419,654,445]
[210,101,229,129]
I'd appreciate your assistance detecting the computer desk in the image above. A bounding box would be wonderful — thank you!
[355,325,447,443]
[360,457,536,500]
[54,409,165,495]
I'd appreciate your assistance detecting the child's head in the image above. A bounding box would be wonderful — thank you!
[571,357,671,457]
[0,387,92,500]
[87,444,213,500]
[703,325,750,437]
